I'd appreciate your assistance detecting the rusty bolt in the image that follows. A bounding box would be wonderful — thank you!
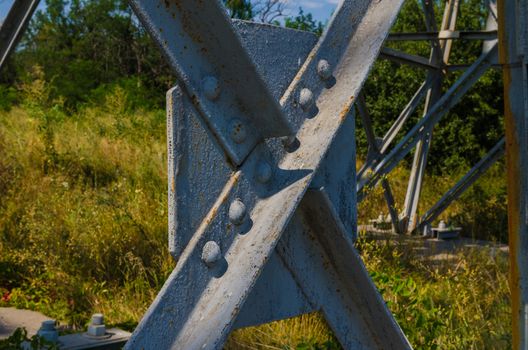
[317,59,332,80]
[229,199,247,225]
[229,119,247,144]
[203,76,220,100]
[202,241,222,267]
[299,88,314,111]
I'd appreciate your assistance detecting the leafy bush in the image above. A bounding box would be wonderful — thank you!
[0,328,59,350]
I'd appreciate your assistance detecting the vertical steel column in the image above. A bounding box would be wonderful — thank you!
[402,0,459,233]
[499,0,528,347]
[0,0,41,72]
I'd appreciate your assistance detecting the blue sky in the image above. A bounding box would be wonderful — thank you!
[282,0,338,23]
[0,1,13,22]
[1,0,338,24]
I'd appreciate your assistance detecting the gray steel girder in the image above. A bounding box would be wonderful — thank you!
[499,0,528,347]
[127,0,410,348]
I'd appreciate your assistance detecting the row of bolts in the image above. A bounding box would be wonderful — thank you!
[200,59,333,268]
[34,61,334,341]
[37,313,106,343]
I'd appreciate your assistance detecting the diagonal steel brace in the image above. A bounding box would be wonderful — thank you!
[126,0,408,348]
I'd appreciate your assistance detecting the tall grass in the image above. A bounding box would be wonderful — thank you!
[358,160,507,241]
[0,71,511,348]
[0,68,173,327]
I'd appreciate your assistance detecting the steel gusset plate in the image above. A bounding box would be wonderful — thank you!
[127,0,410,349]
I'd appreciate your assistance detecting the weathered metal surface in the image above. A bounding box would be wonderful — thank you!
[167,20,317,260]
[0,0,41,72]
[127,0,406,347]
[498,0,528,347]
[278,190,410,348]
[128,0,292,166]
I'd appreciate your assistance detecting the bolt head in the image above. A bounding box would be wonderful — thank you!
[38,320,58,343]
[256,162,272,183]
[202,241,222,267]
[317,59,332,80]
[229,199,247,225]
[203,76,220,100]
[229,119,247,144]
[299,88,314,111]
[91,313,104,326]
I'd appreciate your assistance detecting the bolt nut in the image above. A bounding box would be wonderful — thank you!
[201,241,222,267]
[91,313,104,326]
[299,88,314,111]
[256,161,272,183]
[229,119,247,144]
[229,199,247,225]
[203,76,220,100]
[317,59,332,80]
[38,320,58,343]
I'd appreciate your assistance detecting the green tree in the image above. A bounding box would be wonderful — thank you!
[224,0,253,20]
[15,0,172,109]
[284,8,324,35]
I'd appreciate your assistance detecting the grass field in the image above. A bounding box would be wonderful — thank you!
[0,76,511,349]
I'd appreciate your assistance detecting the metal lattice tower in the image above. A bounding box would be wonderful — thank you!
[0,0,527,348]
[357,0,502,235]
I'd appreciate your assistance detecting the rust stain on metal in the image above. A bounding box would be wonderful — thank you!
[498,2,521,347]
[339,95,355,121]
[200,172,240,229]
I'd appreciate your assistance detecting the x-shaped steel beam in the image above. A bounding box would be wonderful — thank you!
[126,0,410,348]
